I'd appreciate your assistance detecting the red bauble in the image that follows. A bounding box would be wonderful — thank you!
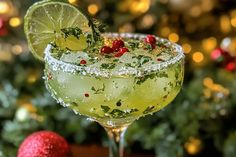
[18,131,71,157]
[112,39,125,51]
[211,48,226,62]
[224,61,236,72]
[211,48,234,62]
[101,46,114,54]
[0,18,8,36]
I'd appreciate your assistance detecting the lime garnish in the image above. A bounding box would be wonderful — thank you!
[24,0,93,60]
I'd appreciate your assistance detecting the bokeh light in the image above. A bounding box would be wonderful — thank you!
[88,4,99,15]
[193,52,204,63]
[168,33,179,43]
[182,43,192,54]
[0,1,10,14]
[202,37,217,52]
[9,17,21,27]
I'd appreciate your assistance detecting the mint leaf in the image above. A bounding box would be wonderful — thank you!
[61,27,83,39]
[101,105,110,113]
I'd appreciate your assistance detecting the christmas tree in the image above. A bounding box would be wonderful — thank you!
[0,0,236,156]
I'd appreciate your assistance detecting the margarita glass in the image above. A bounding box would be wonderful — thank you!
[44,33,184,157]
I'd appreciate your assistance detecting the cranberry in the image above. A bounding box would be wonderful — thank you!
[112,39,125,51]
[144,35,156,49]
[80,59,87,65]
[84,93,89,97]
[115,47,129,57]
[101,46,114,54]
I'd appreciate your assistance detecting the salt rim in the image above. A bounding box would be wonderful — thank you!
[44,33,185,77]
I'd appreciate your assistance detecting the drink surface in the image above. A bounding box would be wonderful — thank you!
[44,33,184,127]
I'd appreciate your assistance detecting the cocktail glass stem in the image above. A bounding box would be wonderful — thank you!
[104,125,128,157]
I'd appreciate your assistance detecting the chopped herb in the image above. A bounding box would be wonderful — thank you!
[136,73,156,85]
[110,108,138,118]
[91,84,105,94]
[101,105,110,113]
[168,82,174,88]
[113,59,119,62]
[61,27,82,39]
[128,40,139,50]
[163,95,168,99]
[100,63,116,69]
[143,106,155,114]
[156,72,168,78]
[164,87,167,91]
[85,33,93,46]
[116,99,122,107]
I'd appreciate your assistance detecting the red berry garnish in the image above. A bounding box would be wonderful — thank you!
[84,93,89,97]
[101,46,114,54]
[144,35,156,49]
[115,47,129,57]
[157,58,164,62]
[112,39,125,51]
[80,59,87,65]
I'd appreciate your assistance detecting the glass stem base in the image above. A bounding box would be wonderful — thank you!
[104,126,128,157]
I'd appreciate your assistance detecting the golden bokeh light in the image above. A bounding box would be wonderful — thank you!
[231,17,236,27]
[68,0,77,4]
[193,52,204,63]
[202,37,217,52]
[88,4,99,15]
[182,43,192,54]
[203,77,213,87]
[130,0,151,14]
[201,0,214,12]
[185,137,202,155]
[220,15,231,33]
[119,23,135,33]
[12,44,23,55]
[0,1,10,14]
[0,51,12,62]
[160,27,170,37]
[139,14,155,29]
[168,33,179,43]
[190,5,202,17]
[9,17,21,27]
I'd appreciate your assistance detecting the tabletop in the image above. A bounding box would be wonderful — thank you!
[70,145,154,157]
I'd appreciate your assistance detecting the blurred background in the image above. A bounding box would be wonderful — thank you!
[0,0,236,156]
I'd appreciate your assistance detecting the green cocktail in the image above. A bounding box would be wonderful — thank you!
[24,1,184,157]
[44,33,184,128]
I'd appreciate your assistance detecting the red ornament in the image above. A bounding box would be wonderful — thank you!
[144,35,156,49]
[0,18,8,36]
[211,48,226,62]
[224,61,236,72]
[18,131,71,157]
[101,46,114,54]
[80,59,87,65]
[112,39,125,51]
[115,47,129,57]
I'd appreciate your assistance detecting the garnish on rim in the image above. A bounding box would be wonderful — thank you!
[101,46,114,54]
[112,39,125,51]
[24,0,105,61]
[144,35,156,49]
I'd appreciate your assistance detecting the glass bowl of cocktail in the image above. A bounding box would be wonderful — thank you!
[24,1,184,157]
